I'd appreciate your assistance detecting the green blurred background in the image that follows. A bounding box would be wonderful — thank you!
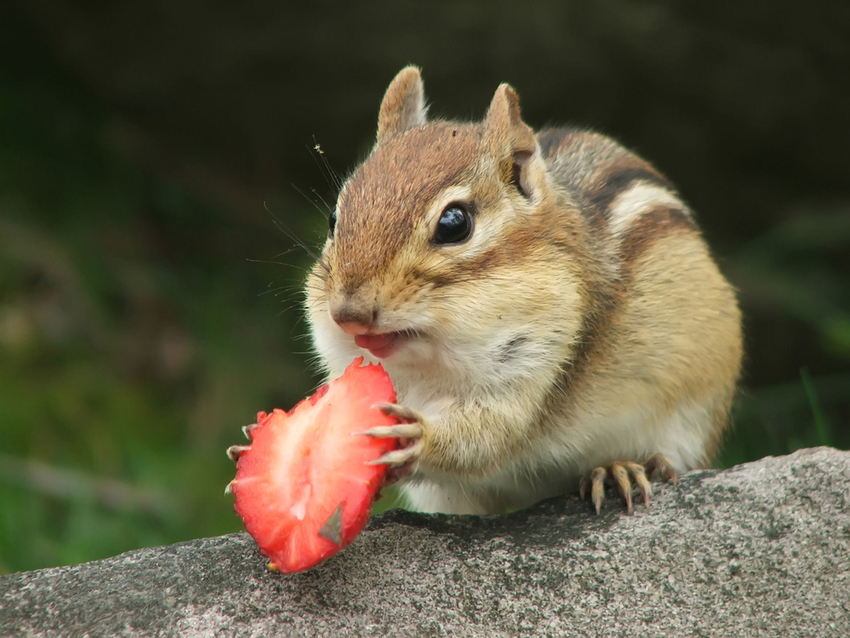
[1,2,848,574]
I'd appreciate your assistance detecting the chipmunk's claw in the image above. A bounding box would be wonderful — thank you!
[366,440,425,468]
[361,403,426,486]
[581,454,676,515]
[584,467,607,515]
[354,423,423,439]
[374,403,425,424]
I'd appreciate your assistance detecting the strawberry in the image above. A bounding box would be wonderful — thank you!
[226,357,401,573]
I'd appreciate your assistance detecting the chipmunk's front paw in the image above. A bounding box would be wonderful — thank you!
[579,453,678,515]
[356,403,426,486]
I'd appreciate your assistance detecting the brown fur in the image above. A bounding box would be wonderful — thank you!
[334,123,480,290]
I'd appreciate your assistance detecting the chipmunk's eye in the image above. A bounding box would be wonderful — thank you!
[328,209,337,238]
[433,204,473,245]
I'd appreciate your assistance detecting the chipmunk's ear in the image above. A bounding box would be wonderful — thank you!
[485,84,538,197]
[376,66,428,144]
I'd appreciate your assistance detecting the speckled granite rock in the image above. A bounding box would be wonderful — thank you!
[2,447,849,637]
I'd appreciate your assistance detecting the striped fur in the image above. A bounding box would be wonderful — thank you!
[306,68,742,514]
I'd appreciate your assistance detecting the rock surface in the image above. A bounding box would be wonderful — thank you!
[2,447,849,637]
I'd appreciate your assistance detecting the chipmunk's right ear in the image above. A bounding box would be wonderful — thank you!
[376,66,428,144]
[485,84,539,198]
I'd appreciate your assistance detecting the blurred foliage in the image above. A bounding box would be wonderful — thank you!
[0,21,321,574]
[717,201,850,466]
[1,2,848,574]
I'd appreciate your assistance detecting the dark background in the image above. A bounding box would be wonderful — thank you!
[1,1,848,573]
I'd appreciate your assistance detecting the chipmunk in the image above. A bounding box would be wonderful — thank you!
[305,66,742,516]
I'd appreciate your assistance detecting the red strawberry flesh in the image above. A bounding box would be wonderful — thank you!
[231,357,400,572]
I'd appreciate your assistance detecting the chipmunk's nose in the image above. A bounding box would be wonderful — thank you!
[330,300,379,335]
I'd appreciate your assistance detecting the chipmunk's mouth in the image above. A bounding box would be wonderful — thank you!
[353,331,413,359]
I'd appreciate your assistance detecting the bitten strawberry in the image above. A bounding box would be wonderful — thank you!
[226,358,402,573]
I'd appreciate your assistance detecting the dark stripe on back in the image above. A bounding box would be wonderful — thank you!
[619,205,697,269]
[588,166,675,220]
[548,205,696,406]
[537,128,573,160]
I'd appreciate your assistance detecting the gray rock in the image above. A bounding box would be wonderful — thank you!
[2,447,849,637]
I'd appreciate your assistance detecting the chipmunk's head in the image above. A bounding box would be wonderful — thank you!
[306,67,589,385]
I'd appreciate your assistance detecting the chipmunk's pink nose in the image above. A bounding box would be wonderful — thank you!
[331,302,379,335]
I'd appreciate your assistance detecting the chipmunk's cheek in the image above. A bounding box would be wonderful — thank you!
[354,332,406,359]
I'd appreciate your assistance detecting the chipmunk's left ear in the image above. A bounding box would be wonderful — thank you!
[485,84,539,197]
[376,66,428,144]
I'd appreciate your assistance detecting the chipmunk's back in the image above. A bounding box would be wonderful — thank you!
[537,126,691,242]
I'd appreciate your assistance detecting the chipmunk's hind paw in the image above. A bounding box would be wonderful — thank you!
[643,453,679,486]
[580,454,678,515]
